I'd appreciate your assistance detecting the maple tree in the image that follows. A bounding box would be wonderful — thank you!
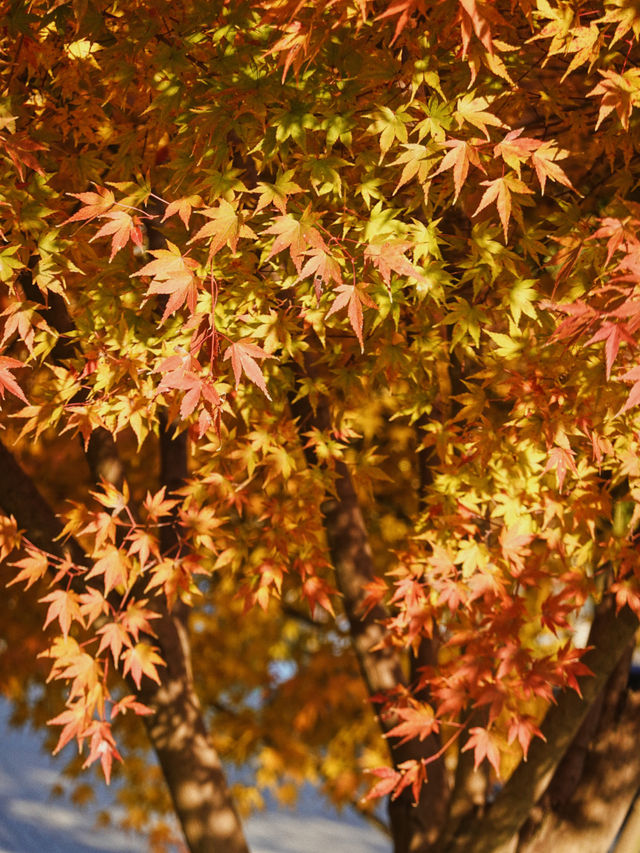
[4,0,640,851]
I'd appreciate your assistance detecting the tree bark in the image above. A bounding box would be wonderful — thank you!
[517,635,634,852]
[517,689,640,853]
[0,438,250,853]
[445,598,639,853]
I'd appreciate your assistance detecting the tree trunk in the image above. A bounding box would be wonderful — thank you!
[138,608,250,853]
[0,438,250,853]
[290,373,450,853]
[445,599,639,853]
[517,690,640,853]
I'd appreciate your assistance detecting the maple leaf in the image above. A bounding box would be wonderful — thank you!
[85,545,130,593]
[121,642,165,689]
[1,133,46,181]
[0,355,27,403]
[584,321,635,379]
[301,575,336,617]
[82,721,123,785]
[143,486,180,521]
[263,212,325,273]
[90,210,144,261]
[433,139,484,202]
[97,620,131,664]
[326,282,378,352]
[133,242,200,321]
[499,523,533,574]
[385,703,439,745]
[462,726,502,775]
[619,365,640,413]
[587,69,640,130]
[544,446,578,492]
[493,129,540,176]
[78,587,109,625]
[162,194,202,228]
[189,200,256,260]
[40,589,83,638]
[120,601,160,642]
[612,582,640,618]
[9,547,49,589]
[365,766,402,801]
[473,174,534,241]
[156,351,222,422]
[375,0,426,45]
[110,694,154,719]
[531,143,573,195]
[458,0,494,56]
[48,702,89,755]
[223,340,276,400]
[455,94,504,139]
[64,187,115,224]
[365,241,427,288]
[297,247,344,291]
[507,717,545,760]
[589,217,635,267]
[253,170,303,214]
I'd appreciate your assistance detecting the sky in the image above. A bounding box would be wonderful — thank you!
[0,700,389,853]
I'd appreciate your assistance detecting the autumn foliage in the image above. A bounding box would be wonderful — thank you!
[2,0,640,851]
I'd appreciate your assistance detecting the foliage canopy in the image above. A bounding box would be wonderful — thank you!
[2,0,640,851]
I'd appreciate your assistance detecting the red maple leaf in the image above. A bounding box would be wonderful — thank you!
[385,703,439,745]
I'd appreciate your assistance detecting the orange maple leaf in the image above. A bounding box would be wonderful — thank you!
[85,545,130,593]
[0,355,28,403]
[162,194,202,228]
[133,243,200,321]
[462,726,502,775]
[434,139,484,202]
[64,187,115,224]
[263,212,325,273]
[121,642,165,689]
[96,620,131,664]
[9,546,49,589]
[40,589,83,637]
[189,200,256,260]
[48,702,89,754]
[365,241,427,287]
[90,210,144,261]
[473,175,533,240]
[326,282,378,352]
[459,0,493,55]
[223,340,276,400]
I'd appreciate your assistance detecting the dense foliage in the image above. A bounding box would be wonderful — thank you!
[2,0,640,851]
